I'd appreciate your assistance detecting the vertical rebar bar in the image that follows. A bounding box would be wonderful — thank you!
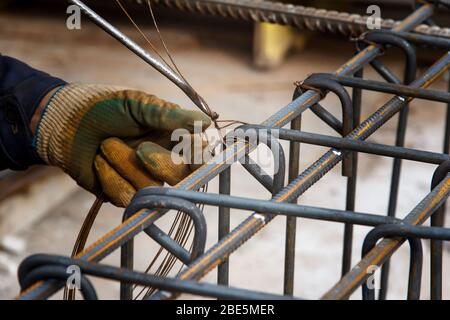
[341,68,363,278]
[379,38,417,300]
[218,169,231,287]
[430,72,450,300]
[444,73,449,192]
[283,115,301,295]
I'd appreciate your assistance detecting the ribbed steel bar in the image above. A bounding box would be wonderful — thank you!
[322,173,450,300]
[151,50,450,300]
[148,0,450,38]
[18,4,435,300]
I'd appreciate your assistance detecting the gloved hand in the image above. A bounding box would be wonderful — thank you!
[33,83,211,207]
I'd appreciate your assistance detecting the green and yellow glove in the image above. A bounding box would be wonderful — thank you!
[34,83,211,207]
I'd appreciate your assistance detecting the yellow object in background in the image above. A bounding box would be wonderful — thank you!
[253,22,295,69]
[252,1,348,69]
[253,22,310,69]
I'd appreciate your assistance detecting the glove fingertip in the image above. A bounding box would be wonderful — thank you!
[179,110,212,133]
[136,142,191,186]
[94,155,136,208]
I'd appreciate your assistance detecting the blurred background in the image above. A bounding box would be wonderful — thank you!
[0,0,449,299]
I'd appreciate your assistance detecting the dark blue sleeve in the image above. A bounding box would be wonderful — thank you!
[0,55,67,170]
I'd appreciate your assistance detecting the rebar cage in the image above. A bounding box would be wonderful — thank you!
[17,0,450,300]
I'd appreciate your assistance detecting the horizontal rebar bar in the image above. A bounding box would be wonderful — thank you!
[19,254,298,300]
[244,125,450,165]
[137,188,401,226]
[149,0,450,38]
[307,74,450,103]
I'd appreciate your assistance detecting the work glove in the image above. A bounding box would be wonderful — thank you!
[34,83,211,207]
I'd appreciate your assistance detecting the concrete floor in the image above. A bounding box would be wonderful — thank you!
[0,4,449,300]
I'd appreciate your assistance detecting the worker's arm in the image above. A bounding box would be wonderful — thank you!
[0,55,211,207]
[0,55,65,170]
